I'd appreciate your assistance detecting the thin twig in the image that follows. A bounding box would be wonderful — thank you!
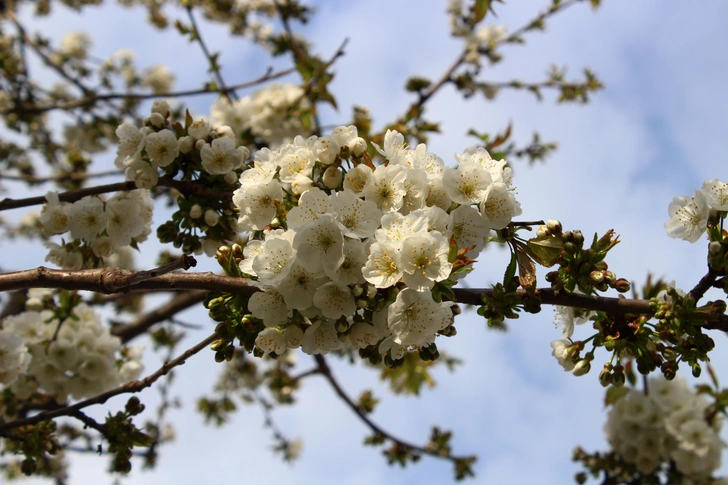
[185,6,237,103]
[1,67,295,115]
[0,170,123,184]
[0,176,231,212]
[314,354,474,464]
[0,332,218,434]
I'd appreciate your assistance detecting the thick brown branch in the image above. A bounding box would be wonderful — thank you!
[0,266,655,315]
[314,355,472,463]
[0,332,218,434]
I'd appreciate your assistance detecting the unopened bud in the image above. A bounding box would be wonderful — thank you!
[178,136,193,154]
[598,367,612,387]
[351,137,367,156]
[613,278,631,293]
[323,166,343,189]
[537,225,551,238]
[204,210,219,227]
[352,285,364,297]
[195,139,206,151]
[216,125,235,139]
[589,271,604,283]
[572,360,591,377]
[151,99,171,117]
[546,219,562,235]
[366,285,377,299]
[150,112,165,127]
[190,204,202,219]
[224,171,238,185]
[270,218,281,229]
[356,299,368,308]
[709,241,721,255]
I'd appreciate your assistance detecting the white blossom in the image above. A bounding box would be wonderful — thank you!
[144,129,179,167]
[69,197,106,241]
[700,178,728,211]
[664,190,709,243]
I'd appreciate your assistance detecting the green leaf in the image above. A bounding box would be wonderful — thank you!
[503,250,517,284]
[604,386,629,406]
[526,235,563,267]
[473,0,491,23]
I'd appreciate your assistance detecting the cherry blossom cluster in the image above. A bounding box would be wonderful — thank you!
[232,128,522,360]
[0,291,144,403]
[39,189,153,269]
[665,179,728,243]
[605,376,725,479]
[210,83,310,147]
[115,99,251,189]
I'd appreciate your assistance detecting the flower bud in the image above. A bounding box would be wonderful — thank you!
[150,112,165,127]
[598,367,612,387]
[224,171,238,185]
[188,118,211,140]
[589,271,604,283]
[195,138,206,151]
[613,278,631,293]
[204,210,219,227]
[366,285,377,299]
[270,218,281,229]
[537,225,550,238]
[237,146,250,161]
[178,136,194,154]
[216,125,235,139]
[351,137,367,156]
[352,285,364,297]
[546,220,562,235]
[356,299,368,308]
[190,204,202,219]
[709,240,722,255]
[572,360,591,376]
[323,166,343,189]
[151,99,171,117]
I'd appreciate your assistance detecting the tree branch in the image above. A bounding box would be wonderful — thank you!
[0,332,218,434]
[185,6,237,103]
[0,175,231,212]
[314,354,473,464]
[0,67,295,115]
[112,290,207,344]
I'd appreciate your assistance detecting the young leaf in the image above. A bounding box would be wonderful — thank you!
[527,235,563,267]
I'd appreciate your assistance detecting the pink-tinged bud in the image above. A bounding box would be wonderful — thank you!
[589,271,604,283]
[614,278,631,293]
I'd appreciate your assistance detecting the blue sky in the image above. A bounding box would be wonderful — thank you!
[13,1,728,484]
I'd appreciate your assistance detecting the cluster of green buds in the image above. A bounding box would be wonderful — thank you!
[545,229,630,294]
